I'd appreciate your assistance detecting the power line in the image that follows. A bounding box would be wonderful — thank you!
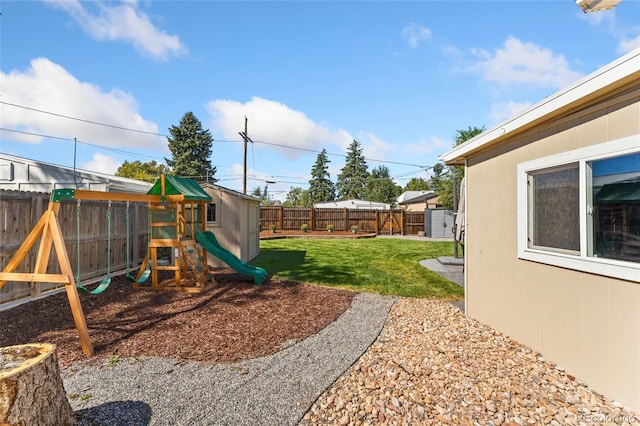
[0,128,165,162]
[0,101,168,137]
[251,139,429,169]
[2,102,434,169]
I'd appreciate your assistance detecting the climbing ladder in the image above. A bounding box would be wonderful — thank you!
[180,239,216,290]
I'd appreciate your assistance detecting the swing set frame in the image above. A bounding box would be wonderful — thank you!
[0,175,206,356]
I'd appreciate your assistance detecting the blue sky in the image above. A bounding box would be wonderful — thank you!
[1,0,639,201]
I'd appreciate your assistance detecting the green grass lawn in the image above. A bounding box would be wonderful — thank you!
[252,238,464,300]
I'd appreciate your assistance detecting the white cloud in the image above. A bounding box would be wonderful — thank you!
[0,58,165,151]
[205,97,353,160]
[357,132,394,163]
[43,0,186,60]
[401,23,432,49]
[81,152,121,174]
[402,135,450,157]
[618,35,640,54]
[469,36,584,89]
[489,100,532,124]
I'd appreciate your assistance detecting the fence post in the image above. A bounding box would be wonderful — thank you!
[310,207,315,231]
[343,208,348,231]
[374,210,379,235]
[400,209,405,235]
[278,206,283,231]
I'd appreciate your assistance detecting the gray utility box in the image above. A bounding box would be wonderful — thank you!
[424,209,455,238]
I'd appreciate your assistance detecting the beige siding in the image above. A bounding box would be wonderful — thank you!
[203,186,260,268]
[465,86,640,410]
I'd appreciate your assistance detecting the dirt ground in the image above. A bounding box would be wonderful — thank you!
[0,269,355,369]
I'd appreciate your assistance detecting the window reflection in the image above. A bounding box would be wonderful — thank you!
[591,153,640,263]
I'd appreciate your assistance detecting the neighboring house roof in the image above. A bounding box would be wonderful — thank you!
[0,152,152,193]
[314,199,391,209]
[440,47,640,165]
[397,190,437,204]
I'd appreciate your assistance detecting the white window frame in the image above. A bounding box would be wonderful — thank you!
[517,134,640,283]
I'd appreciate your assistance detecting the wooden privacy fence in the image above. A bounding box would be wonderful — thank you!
[0,190,149,306]
[260,206,425,235]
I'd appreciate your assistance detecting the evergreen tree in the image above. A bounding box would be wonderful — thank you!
[115,160,170,182]
[365,166,401,204]
[165,112,216,180]
[308,148,335,203]
[251,185,272,206]
[336,139,369,200]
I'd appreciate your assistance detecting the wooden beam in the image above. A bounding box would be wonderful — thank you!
[46,210,93,356]
[72,190,185,204]
[0,211,49,290]
[0,273,71,284]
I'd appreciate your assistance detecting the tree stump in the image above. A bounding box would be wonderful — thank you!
[0,343,76,426]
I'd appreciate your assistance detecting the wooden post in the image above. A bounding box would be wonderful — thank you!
[310,207,315,231]
[374,210,379,235]
[278,206,283,231]
[47,208,93,355]
[344,208,348,232]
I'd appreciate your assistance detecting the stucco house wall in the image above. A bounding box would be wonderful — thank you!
[441,49,640,411]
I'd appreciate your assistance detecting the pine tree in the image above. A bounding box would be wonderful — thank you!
[336,140,369,200]
[308,148,335,204]
[165,112,216,180]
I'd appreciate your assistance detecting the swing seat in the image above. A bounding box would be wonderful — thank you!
[78,276,112,295]
[126,266,151,283]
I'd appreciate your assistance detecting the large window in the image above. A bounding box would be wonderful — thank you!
[518,135,639,282]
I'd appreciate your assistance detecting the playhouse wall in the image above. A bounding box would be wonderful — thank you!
[463,83,640,411]
[203,186,260,269]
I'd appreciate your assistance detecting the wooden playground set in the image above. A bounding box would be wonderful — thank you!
[0,175,255,356]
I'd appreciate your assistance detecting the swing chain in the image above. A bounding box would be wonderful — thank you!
[106,201,112,274]
[76,199,81,285]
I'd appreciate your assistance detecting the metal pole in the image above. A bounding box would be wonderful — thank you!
[453,176,459,258]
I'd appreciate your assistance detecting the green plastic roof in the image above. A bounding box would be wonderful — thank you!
[595,177,640,204]
[147,175,212,201]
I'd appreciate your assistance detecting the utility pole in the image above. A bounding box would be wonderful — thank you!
[238,116,253,194]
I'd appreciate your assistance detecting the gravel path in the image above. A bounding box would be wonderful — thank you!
[62,295,639,425]
[301,298,639,426]
[62,292,396,426]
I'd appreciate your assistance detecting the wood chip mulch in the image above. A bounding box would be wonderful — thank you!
[0,269,355,370]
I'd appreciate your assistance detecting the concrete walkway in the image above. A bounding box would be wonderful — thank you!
[419,256,465,312]
[419,256,464,288]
